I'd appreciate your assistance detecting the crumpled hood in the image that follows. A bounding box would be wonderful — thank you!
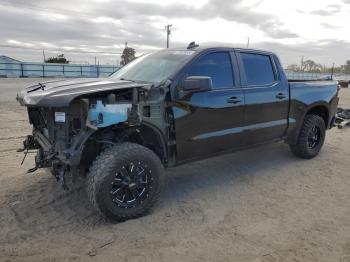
[16,78,148,107]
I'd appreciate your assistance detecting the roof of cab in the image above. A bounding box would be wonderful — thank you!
[165,44,273,55]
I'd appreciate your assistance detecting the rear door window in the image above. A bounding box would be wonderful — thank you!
[241,53,276,86]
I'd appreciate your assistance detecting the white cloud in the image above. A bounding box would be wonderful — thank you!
[39,12,68,21]
[92,16,122,25]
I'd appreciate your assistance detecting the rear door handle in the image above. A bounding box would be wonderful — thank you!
[276,93,286,99]
[227,96,242,104]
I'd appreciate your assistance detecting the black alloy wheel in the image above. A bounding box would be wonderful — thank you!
[307,125,321,149]
[109,162,152,208]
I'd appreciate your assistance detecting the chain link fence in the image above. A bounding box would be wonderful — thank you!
[285,71,350,81]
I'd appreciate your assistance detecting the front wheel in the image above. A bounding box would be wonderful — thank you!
[289,114,326,159]
[87,142,163,222]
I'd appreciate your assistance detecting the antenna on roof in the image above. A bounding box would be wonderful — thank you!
[187,41,199,49]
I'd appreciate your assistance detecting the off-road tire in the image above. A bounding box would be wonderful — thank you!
[87,142,163,222]
[290,114,326,159]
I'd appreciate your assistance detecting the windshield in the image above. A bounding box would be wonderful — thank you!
[110,50,195,83]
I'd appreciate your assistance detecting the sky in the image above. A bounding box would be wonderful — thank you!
[0,0,349,67]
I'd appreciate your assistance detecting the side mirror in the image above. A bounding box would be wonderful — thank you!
[181,76,213,92]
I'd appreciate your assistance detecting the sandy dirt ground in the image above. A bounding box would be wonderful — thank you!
[0,78,349,262]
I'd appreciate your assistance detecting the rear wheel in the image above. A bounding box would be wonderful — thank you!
[290,114,326,159]
[87,142,163,221]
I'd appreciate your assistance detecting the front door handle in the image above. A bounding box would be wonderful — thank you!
[276,93,286,99]
[227,96,242,104]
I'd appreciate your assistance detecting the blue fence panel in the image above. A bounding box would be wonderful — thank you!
[23,63,45,77]
[0,62,21,77]
[0,62,120,78]
[42,64,64,77]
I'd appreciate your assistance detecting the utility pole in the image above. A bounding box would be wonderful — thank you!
[42,50,46,62]
[331,62,335,80]
[165,24,172,48]
[246,37,250,48]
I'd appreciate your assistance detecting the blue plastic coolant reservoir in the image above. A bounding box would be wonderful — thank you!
[88,100,132,128]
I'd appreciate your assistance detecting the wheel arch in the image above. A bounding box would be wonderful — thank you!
[286,102,330,145]
[78,122,168,172]
[132,122,169,165]
[306,105,329,126]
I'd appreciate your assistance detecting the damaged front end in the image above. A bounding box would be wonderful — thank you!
[17,79,172,189]
[18,99,96,188]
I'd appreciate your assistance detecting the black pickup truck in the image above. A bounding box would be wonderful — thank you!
[17,44,339,221]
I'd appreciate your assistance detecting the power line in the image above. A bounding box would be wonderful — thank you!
[165,24,172,48]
